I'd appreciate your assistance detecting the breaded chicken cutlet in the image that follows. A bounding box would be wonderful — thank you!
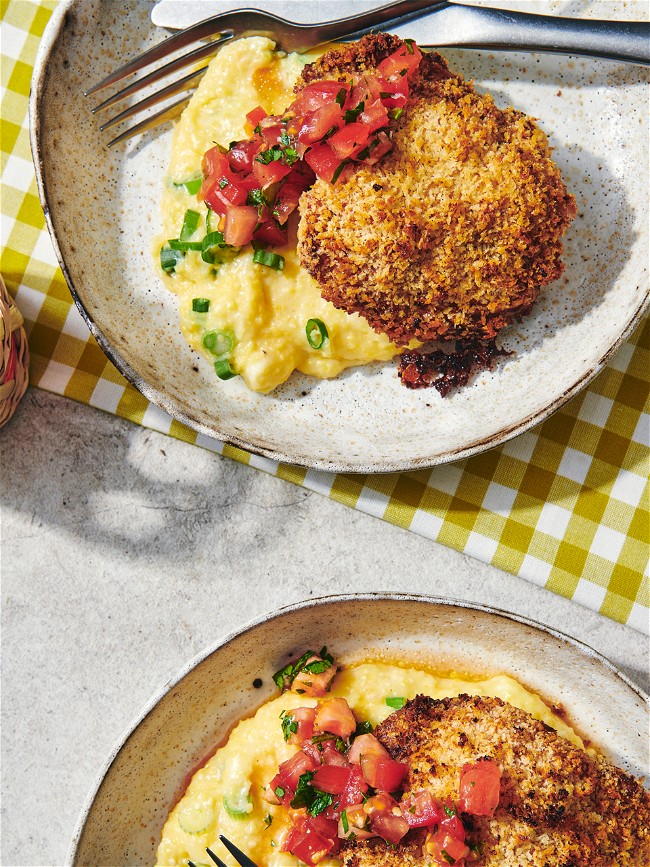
[341,695,650,867]
[297,35,577,346]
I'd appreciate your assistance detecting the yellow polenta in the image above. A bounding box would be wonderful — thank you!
[159,38,400,394]
[155,662,584,867]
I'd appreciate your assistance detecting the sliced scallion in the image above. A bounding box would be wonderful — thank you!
[306,318,328,350]
[201,231,228,264]
[168,239,203,251]
[253,249,285,270]
[214,358,237,380]
[173,175,202,196]
[385,696,406,709]
[160,245,184,274]
[192,298,210,313]
[180,209,200,241]
[202,329,236,358]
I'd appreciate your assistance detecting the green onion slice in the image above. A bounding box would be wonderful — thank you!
[192,298,210,313]
[180,209,200,241]
[160,245,184,274]
[201,231,228,264]
[173,175,202,196]
[168,239,203,251]
[214,358,237,380]
[202,329,236,358]
[306,318,328,350]
[253,249,285,270]
[385,696,406,709]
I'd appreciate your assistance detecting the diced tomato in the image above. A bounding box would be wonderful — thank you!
[227,138,260,174]
[328,122,370,160]
[245,105,267,133]
[314,697,356,740]
[294,80,349,114]
[338,804,374,840]
[439,800,466,842]
[377,71,409,105]
[347,733,389,765]
[264,773,294,806]
[458,758,501,817]
[291,655,338,696]
[360,131,393,166]
[378,42,422,79]
[297,102,344,145]
[339,762,369,808]
[308,813,339,846]
[252,156,292,189]
[287,707,316,745]
[425,828,470,866]
[312,764,355,795]
[370,811,410,845]
[400,789,446,828]
[320,741,348,768]
[360,754,408,791]
[359,98,389,133]
[272,181,303,225]
[252,219,288,248]
[303,142,341,183]
[301,740,322,765]
[223,205,258,246]
[277,748,319,790]
[282,816,336,866]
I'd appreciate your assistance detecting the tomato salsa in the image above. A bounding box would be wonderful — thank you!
[199,40,423,249]
[265,649,501,866]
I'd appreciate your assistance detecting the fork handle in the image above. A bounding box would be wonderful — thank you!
[319,0,650,66]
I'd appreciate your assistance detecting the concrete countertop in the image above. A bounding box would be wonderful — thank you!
[1,389,648,867]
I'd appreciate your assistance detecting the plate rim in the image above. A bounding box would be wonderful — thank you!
[29,0,650,474]
[67,591,649,865]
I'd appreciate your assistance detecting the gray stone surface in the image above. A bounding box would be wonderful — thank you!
[1,389,648,867]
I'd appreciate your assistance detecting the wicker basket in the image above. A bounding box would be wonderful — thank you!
[0,274,29,428]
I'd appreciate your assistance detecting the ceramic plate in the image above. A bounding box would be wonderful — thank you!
[31,0,649,472]
[68,594,649,866]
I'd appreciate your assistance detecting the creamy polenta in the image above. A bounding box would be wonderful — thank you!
[155,661,584,867]
[159,38,401,393]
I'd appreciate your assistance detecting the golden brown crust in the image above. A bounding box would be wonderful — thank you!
[297,36,577,346]
[341,695,650,867]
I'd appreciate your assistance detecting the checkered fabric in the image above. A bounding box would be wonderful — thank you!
[2,1,648,632]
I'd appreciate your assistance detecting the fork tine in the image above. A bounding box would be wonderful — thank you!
[105,96,189,148]
[84,15,237,96]
[218,835,259,867]
[205,847,228,867]
[91,35,230,114]
[98,66,207,131]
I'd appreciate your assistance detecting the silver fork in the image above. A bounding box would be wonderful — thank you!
[86,0,650,147]
[188,834,258,867]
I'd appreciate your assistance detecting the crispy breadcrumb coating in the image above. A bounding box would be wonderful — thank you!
[342,695,650,867]
[297,35,577,346]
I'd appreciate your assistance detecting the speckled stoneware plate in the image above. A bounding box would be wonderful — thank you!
[68,594,648,866]
[31,1,649,473]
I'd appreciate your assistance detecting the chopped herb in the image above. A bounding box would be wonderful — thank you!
[341,810,349,834]
[256,146,284,164]
[201,231,230,264]
[246,188,268,207]
[441,850,455,865]
[335,87,347,106]
[344,101,365,123]
[280,131,292,146]
[191,298,210,313]
[306,318,329,350]
[444,804,457,817]
[280,712,298,742]
[399,68,408,76]
[405,38,415,54]
[385,696,406,709]
[264,814,273,828]
[218,178,229,189]
[310,790,335,817]
[168,239,203,252]
[272,648,333,692]
[253,123,262,135]
[331,159,351,184]
[274,785,285,798]
[352,720,373,740]
[389,107,404,120]
[290,772,316,809]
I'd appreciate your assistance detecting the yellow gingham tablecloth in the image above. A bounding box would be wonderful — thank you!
[2,1,649,632]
